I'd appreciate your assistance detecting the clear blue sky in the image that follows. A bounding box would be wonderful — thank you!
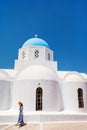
[0,0,87,73]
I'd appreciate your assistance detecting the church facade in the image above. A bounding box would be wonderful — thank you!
[0,37,87,123]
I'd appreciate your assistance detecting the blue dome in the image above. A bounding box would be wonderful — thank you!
[22,38,49,48]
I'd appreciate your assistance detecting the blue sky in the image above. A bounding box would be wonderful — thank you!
[0,0,87,73]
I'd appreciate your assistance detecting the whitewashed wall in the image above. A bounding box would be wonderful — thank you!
[62,81,87,112]
[0,80,11,110]
[12,80,61,112]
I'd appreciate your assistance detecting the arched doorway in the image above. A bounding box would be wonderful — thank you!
[36,87,43,111]
[77,88,84,108]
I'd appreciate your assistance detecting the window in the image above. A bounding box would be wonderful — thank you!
[77,88,84,108]
[34,50,39,58]
[22,51,25,59]
[48,53,51,60]
[36,87,43,111]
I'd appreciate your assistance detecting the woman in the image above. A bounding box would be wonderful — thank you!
[17,101,24,127]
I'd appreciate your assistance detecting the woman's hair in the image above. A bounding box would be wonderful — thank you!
[18,101,23,106]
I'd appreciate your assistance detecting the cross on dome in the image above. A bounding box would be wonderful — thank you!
[35,34,38,38]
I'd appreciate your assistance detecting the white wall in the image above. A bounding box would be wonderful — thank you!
[0,80,11,110]
[62,81,87,112]
[12,80,61,112]
[18,46,53,62]
[18,46,45,62]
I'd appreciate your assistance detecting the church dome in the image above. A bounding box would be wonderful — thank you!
[16,65,58,81]
[22,37,49,48]
[64,73,84,82]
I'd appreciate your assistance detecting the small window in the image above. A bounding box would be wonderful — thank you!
[22,51,25,59]
[34,50,39,58]
[36,87,43,111]
[77,88,84,108]
[48,53,51,60]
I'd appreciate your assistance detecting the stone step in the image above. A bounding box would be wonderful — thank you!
[1,114,87,123]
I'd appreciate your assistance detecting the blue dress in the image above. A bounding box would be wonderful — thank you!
[18,106,24,124]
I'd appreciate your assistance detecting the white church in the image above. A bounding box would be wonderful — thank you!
[0,37,87,123]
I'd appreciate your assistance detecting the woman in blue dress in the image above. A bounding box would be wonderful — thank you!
[17,101,24,127]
